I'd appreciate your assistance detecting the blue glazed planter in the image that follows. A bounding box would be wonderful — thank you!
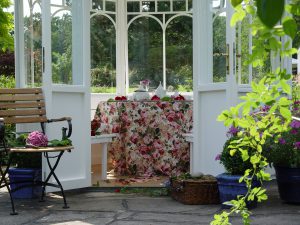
[275,166,300,203]
[8,168,42,199]
[216,173,260,209]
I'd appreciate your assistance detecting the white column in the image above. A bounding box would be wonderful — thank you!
[192,0,211,176]
[116,0,127,95]
[14,0,25,88]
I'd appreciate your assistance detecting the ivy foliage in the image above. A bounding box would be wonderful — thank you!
[212,0,299,224]
[0,0,13,52]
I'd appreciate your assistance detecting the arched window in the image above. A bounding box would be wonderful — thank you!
[90,0,116,93]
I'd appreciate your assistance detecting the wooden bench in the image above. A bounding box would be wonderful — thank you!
[0,88,73,215]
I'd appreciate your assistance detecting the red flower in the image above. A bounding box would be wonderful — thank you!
[114,188,121,193]
[151,95,160,101]
[115,96,127,101]
[174,94,185,100]
[112,124,120,133]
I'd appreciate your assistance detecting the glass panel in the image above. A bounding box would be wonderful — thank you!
[51,6,72,84]
[158,1,170,12]
[90,15,116,93]
[51,0,63,5]
[127,1,140,12]
[166,16,192,92]
[24,0,42,87]
[252,53,271,82]
[213,12,226,82]
[92,0,103,10]
[142,1,155,12]
[173,0,186,11]
[188,0,192,11]
[128,17,163,92]
[105,0,115,12]
[236,18,250,84]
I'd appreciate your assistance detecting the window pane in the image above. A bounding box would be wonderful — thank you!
[142,1,155,12]
[236,18,250,84]
[127,1,140,12]
[213,13,226,82]
[105,0,116,12]
[128,17,163,92]
[252,53,271,82]
[173,0,186,11]
[90,15,116,93]
[166,16,192,92]
[158,1,170,12]
[92,0,103,10]
[51,8,72,84]
[24,1,42,87]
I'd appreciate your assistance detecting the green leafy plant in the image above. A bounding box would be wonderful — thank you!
[0,0,14,51]
[6,133,41,168]
[212,0,300,224]
[219,135,254,175]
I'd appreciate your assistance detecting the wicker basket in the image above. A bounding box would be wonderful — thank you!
[170,178,220,205]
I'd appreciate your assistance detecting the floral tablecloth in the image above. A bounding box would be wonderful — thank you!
[93,100,193,176]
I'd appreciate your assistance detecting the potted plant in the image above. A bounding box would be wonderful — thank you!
[216,127,260,208]
[264,101,300,203]
[7,133,42,199]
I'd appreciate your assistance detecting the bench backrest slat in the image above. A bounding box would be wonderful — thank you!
[0,88,47,124]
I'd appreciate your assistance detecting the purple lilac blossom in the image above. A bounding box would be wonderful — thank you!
[228,126,239,136]
[261,105,271,112]
[291,120,300,129]
[294,100,300,105]
[215,154,221,161]
[294,142,300,149]
[291,129,298,135]
[278,138,286,145]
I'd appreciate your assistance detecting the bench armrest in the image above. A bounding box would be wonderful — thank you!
[47,117,72,138]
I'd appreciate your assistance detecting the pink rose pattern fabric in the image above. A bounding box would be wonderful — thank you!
[94,101,193,176]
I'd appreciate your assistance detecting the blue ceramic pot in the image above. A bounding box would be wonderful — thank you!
[275,166,300,203]
[216,173,260,209]
[8,168,42,199]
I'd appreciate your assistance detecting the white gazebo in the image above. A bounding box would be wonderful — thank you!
[13,0,291,190]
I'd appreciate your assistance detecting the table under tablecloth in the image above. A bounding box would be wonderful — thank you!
[93,100,193,176]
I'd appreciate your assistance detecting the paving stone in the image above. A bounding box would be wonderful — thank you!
[131,212,213,223]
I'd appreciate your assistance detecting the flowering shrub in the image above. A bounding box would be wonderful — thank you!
[26,131,48,147]
[265,120,300,167]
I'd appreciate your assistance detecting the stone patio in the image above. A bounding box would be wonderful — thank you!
[0,181,300,225]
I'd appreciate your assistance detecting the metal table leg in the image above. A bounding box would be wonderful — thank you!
[0,155,18,215]
[40,151,69,209]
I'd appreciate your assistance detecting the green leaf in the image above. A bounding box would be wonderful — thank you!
[278,97,291,106]
[230,149,237,156]
[231,0,243,7]
[282,17,297,39]
[256,0,284,28]
[279,106,291,120]
[279,80,291,94]
[245,5,256,15]
[240,149,249,161]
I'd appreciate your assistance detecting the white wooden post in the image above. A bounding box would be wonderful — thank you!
[116,0,127,95]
